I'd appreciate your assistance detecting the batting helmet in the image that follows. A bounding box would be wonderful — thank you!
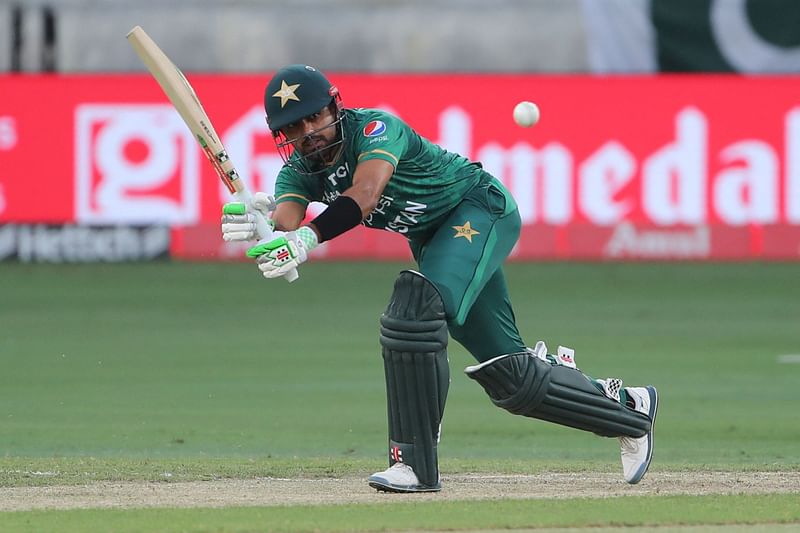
[264,64,340,132]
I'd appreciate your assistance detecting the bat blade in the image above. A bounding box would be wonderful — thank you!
[126,25,239,194]
[126,25,299,282]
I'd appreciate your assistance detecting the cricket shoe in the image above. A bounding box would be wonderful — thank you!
[367,463,442,493]
[619,385,659,484]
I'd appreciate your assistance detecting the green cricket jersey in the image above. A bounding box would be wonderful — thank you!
[274,108,485,239]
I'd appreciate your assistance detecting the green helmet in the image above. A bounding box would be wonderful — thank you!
[264,64,339,132]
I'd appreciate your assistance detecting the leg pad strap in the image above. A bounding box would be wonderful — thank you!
[465,351,651,438]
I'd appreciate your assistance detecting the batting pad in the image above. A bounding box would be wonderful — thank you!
[380,270,449,488]
[465,351,651,438]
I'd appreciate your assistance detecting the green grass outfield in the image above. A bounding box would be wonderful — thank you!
[2,495,799,533]
[1,261,799,531]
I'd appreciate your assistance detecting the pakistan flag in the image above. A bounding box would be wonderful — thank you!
[581,0,800,73]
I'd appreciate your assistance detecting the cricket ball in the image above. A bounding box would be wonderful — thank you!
[513,101,540,128]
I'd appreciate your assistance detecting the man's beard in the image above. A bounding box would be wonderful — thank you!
[302,139,334,168]
[300,133,340,172]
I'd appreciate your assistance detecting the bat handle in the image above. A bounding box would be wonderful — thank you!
[282,265,300,283]
[252,211,300,283]
[235,189,300,283]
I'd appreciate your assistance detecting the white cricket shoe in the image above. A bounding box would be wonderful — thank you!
[367,463,441,493]
[619,385,659,484]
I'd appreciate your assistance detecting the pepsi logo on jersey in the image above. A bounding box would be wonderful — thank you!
[363,120,387,137]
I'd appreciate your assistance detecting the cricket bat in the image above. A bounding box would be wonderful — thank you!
[126,25,298,282]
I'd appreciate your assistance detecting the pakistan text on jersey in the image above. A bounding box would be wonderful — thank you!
[386,201,427,234]
[364,194,394,226]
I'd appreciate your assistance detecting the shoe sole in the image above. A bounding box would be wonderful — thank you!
[368,478,442,493]
[628,385,658,484]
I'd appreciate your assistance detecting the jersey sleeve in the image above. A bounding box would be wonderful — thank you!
[352,111,408,169]
[274,166,319,207]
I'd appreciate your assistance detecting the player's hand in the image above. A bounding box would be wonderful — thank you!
[220,192,276,242]
[246,231,312,279]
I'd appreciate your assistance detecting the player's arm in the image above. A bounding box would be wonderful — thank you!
[306,159,394,241]
[271,200,307,232]
[248,159,395,280]
[342,159,395,219]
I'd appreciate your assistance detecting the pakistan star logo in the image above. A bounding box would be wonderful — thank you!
[452,221,480,243]
[272,80,301,108]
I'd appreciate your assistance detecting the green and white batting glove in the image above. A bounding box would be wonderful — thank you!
[220,192,276,242]
[246,226,319,279]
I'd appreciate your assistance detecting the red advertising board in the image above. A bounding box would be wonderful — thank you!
[1,74,799,260]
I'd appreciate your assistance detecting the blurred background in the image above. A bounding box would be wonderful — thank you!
[3,0,800,74]
[1,0,799,262]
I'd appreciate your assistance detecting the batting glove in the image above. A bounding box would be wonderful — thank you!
[246,226,319,279]
[221,192,276,242]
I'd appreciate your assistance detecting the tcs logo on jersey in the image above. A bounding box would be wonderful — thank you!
[363,120,387,137]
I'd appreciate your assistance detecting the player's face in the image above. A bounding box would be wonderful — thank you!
[281,105,340,168]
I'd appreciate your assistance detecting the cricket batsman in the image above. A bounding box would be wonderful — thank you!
[220,65,659,493]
